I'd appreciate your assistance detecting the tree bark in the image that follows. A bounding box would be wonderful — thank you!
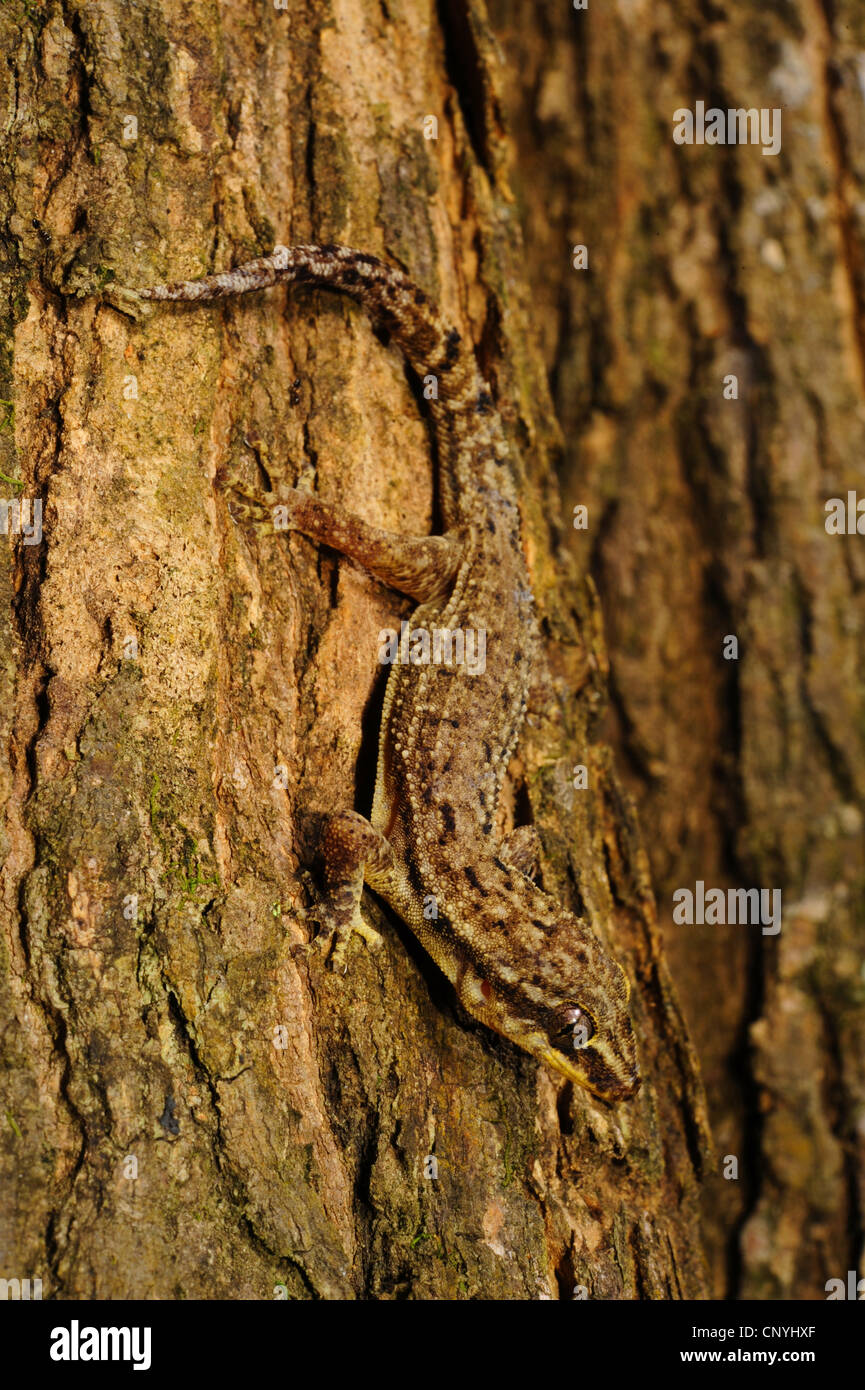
[1,0,716,1300]
[491,0,865,1298]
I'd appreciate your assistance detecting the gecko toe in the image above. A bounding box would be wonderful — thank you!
[226,481,273,526]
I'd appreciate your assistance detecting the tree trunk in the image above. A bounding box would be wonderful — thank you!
[490,0,865,1299]
[2,0,741,1302]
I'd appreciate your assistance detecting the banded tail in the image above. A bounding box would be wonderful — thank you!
[132,243,510,525]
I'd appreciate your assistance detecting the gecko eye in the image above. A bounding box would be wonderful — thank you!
[551,1007,595,1048]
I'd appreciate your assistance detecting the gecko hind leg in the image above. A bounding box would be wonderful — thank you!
[313,810,397,972]
[499,825,544,883]
[229,482,462,603]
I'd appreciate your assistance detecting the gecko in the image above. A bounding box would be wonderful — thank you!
[124,243,640,1102]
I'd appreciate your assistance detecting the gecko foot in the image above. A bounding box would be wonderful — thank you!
[499,825,544,883]
[225,475,277,527]
[311,810,395,970]
[225,473,310,539]
[309,893,384,973]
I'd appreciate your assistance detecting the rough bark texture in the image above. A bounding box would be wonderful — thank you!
[6,0,855,1304]
[490,0,865,1299]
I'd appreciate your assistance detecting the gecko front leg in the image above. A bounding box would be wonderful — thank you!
[230,482,462,603]
[314,810,398,971]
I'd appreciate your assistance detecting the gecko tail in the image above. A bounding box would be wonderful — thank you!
[134,243,485,409]
[131,243,512,526]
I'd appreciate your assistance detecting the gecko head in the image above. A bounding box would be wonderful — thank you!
[537,959,641,1103]
[457,922,640,1102]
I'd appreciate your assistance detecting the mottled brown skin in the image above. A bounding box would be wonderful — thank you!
[128,244,640,1102]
